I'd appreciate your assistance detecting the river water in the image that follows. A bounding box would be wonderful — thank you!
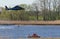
[0,25,60,38]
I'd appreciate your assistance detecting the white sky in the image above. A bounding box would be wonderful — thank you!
[0,0,35,7]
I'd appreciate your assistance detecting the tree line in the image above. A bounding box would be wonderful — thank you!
[32,0,60,20]
[0,0,60,21]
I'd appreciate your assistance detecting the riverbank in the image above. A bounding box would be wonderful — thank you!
[19,38,60,39]
[0,20,60,25]
[0,38,60,39]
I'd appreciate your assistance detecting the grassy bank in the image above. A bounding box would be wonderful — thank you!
[0,20,60,25]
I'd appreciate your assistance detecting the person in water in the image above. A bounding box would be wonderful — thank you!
[28,33,40,38]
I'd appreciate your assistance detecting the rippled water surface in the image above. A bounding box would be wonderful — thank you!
[0,25,60,38]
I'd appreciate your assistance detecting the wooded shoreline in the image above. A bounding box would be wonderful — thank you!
[0,20,60,25]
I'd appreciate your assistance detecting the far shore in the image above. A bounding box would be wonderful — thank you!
[0,20,60,25]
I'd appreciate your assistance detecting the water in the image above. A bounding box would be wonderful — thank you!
[0,25,60,38]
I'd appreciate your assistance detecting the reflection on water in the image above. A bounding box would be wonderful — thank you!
[0,25,60,38]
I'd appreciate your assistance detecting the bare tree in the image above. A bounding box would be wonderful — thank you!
[57,0,60,17]
[40,0,49,20]
[32,1,39,20]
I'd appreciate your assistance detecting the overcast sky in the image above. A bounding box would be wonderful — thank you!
[0,0,35,7]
